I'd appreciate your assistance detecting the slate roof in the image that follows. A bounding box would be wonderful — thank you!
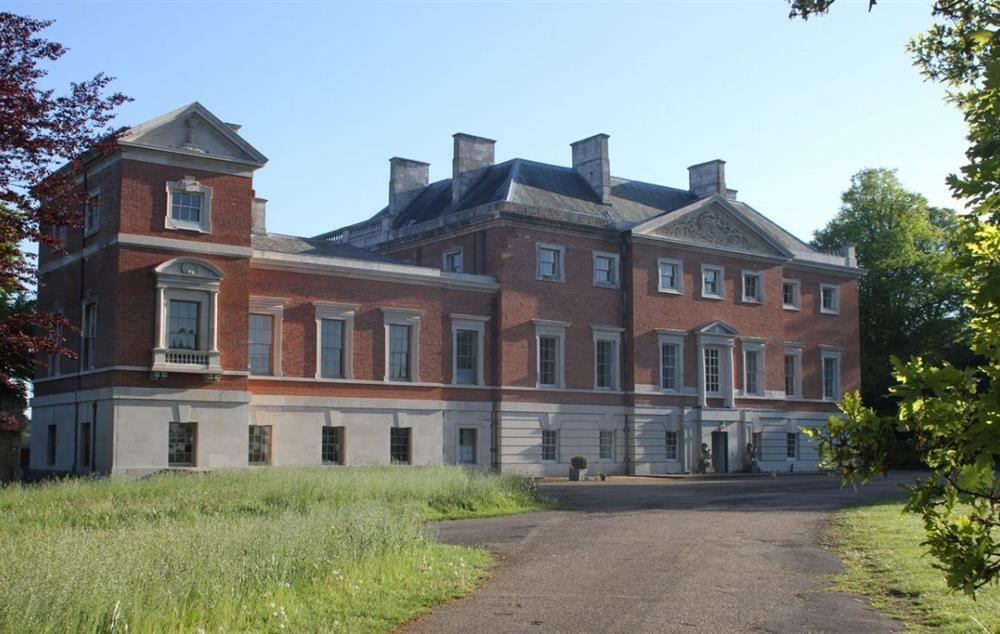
[316,159,699,237]
[252,232,399,263]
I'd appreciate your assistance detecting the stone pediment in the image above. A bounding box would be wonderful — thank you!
[636,198,790,258]
[695,320,739,337]
[119,102,267,167]
[155,257,224,281]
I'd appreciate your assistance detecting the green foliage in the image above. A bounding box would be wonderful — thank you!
[790,0,1000,596]
[570,455,588,469]
[812,169,965,413]
[0,466,548,633]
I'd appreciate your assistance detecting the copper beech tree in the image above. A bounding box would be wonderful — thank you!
[789,0,1000,595]
[0,11,129,428]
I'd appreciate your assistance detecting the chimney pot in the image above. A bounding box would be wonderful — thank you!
[688,159,727,197]
[571,134,611,203]
[389,157,430,215]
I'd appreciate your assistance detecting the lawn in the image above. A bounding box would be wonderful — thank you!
[0,466,549,634]
[828,500,1000,634]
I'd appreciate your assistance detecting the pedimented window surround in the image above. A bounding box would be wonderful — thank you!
[151,257,223,382]
[314,302,358,379]
[165,176,213,233]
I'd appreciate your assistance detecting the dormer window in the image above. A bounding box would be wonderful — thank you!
[443,248,464,273]
[165,177,213,233]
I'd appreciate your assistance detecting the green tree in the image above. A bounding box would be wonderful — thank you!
[813,168,965,415]
[791,0,1000,595]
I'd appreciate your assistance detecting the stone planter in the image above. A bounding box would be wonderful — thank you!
[569,466,587,481]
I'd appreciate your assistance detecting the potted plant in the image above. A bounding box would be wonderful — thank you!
[569,455,588,481]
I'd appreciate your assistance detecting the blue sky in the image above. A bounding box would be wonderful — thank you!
[14,0,967,242]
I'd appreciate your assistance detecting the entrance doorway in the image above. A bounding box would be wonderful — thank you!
[711,431,728,473]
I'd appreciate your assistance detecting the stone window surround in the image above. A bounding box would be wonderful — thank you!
[741,270,764,304]
[783,343,804,398]
[741,338,766,396]
[165,176,213,233]
[591,250,620,289]
[701,264,725,300]
[535,242,566,283]
[382,307,423,382]
[820,344,843,401]
[250,296,288,377]
[782,278,801,311]
[442,247,464,273]
[541,428,559,463]
[820,283,840,315]
[450,313,489,387]
[84,188,101,237]
[656,328,686,394]
[591,325,624,391]
[598,429,615,463]
[697,329,736,407]
[314,301,358,380]
[151,257,224,381]
[534,319,569,389]
[657,257,684,294]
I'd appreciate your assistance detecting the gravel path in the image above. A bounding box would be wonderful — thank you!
[402,473,911,634]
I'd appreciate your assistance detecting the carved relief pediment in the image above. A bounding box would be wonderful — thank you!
[154,257,224,281]
[652,204,783,256]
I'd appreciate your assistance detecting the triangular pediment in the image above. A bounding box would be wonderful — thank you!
[633,197,791,258]
[119,102,267,167]
[695,320,739,337]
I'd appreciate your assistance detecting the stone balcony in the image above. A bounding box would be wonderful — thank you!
[151,348,223,383]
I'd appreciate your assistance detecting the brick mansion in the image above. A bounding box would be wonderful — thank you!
[31,103,860,476]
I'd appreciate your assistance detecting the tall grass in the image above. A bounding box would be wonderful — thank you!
[0,466,546,633]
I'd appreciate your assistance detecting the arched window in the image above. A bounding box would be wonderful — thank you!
[151,257,224,382]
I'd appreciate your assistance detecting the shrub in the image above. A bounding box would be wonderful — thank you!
[570,455,588,470]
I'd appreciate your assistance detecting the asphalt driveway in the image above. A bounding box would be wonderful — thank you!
[402,473,913,634]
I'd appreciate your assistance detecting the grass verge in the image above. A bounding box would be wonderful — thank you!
[827,500,1000,634]
[0,466,549,633]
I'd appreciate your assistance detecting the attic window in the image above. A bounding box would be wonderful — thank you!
[166,177,213,233]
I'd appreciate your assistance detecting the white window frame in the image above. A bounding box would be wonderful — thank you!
[741,270,763,304]
[821,345,842,401]
[820,283,840,315]
[786,431,799,460]
[701,264,725,300]
[442,248,464,273]
[249,297,287,377]
[665,429,679,461]
[598,429,615,462]
[592,325,623,391]
[657,258,683,294]
[782,279,801,311]
[742,339,765,396]
[535,242,566,282]
[383,308,423,382]
[451,314,489,386]
[315,302,357,380]
[84,189,101,237]
[657,329,685,393]
[165,176,213,233]
[541,428,559,463]
[592,250,620,288]
[703,346,722,395]
[534,319,569,388]
[784,344,803,398]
